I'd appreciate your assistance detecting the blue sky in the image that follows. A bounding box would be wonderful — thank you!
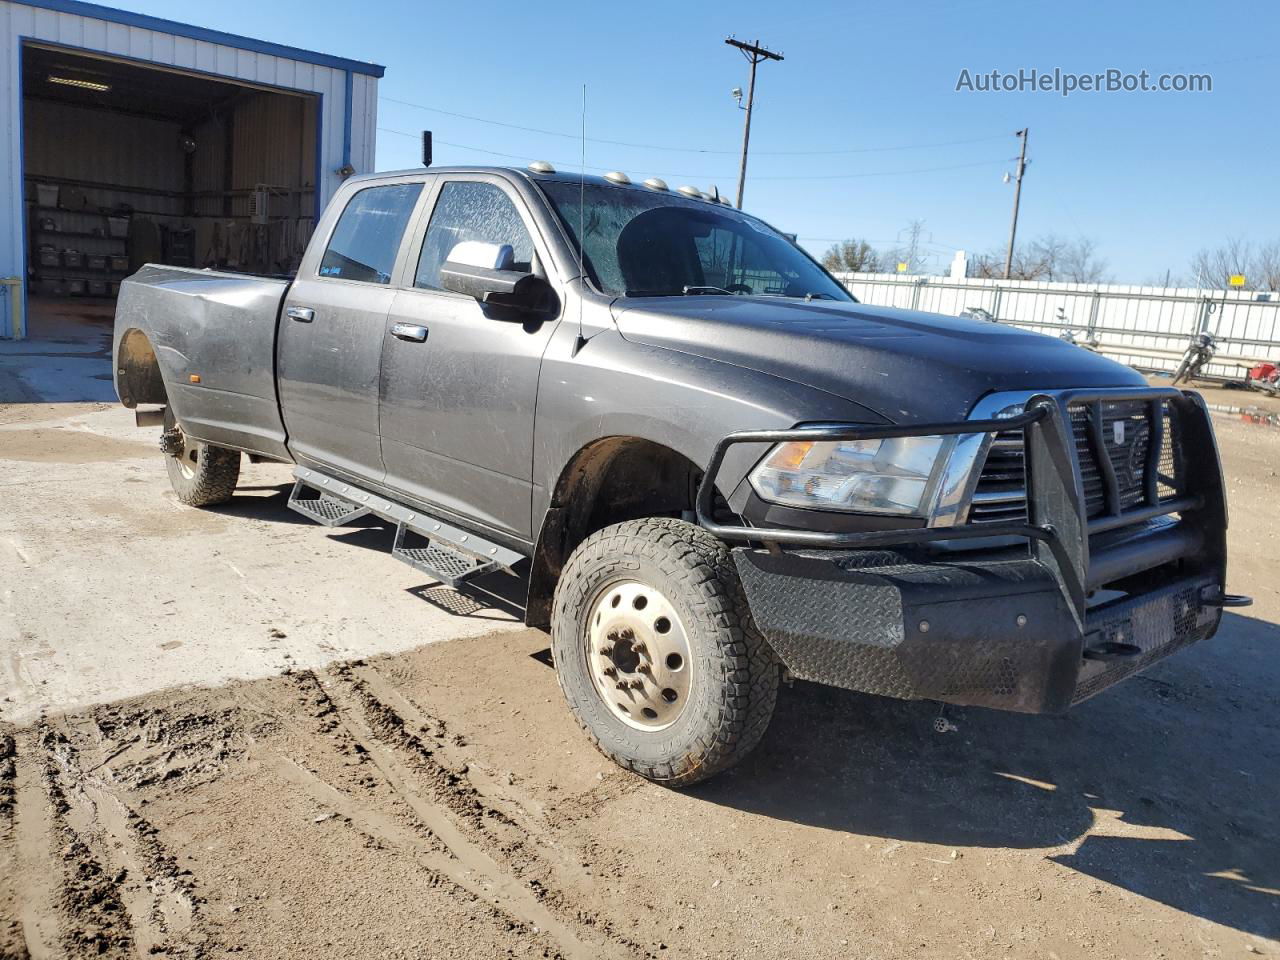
[113,0,1278,281]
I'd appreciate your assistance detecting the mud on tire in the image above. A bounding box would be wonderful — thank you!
[551,517,780,786]
[162,406,241,506]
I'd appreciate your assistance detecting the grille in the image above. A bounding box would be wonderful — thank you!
[968,399,1182,525]
[967,431,1028,523]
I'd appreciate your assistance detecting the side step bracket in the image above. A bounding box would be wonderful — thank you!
[286,466,524,586]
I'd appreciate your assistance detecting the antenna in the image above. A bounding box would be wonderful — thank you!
[572,83,588,357]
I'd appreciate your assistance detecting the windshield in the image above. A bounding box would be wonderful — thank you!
[540,182,852,301]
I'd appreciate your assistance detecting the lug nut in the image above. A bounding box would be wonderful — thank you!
[633,642,648,655]
[637,664,652,675]
[615,681,629,691]
[619,627,634,640]
[603,667,617,678]
[629,679,644,690]
[600,645,614,656]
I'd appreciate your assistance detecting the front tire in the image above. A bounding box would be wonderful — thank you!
[161,407,241,506]
[551,518,779,786]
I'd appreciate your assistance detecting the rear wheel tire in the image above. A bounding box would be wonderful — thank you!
[550,517,779,787]
[161,407,241,506]
[1172,358,1193,384]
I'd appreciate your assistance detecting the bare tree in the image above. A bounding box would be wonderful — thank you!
[1059,236,1110,283]
[1189,238,1253,289]
[821,238,882,274]
[968,245,1045,280]
[1251,241,1280,292]
[968,234,1108,283]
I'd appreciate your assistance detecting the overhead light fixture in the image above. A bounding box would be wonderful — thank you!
[48,75,111,92]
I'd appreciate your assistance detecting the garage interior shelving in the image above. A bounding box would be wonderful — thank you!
[22,43,321,303]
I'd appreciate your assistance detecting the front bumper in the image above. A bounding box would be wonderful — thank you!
[734,547,1221,712]
[698,387,1239,713]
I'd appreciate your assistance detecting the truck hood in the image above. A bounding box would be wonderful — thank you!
[611,297,1146,423]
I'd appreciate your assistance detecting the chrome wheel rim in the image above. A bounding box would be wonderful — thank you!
[176,436,200,479]
[585,579,692,731]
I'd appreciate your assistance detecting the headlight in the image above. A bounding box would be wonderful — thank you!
[748,435,954,515]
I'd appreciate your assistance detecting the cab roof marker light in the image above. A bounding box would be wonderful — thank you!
[676,185,702,199]
[643,178,669,191]
[603,171,631,185]
[528,161,556,174]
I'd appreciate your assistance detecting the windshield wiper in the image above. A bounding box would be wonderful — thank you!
[682,285,733,296]
[803,292,838,301]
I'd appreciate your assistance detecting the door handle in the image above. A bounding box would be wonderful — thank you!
[391,323,428,343]
[286,306,315,323]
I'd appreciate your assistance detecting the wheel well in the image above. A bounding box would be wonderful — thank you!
[116,329,167,408]
[525,438,701,628]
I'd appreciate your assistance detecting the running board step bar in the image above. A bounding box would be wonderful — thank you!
[287,481,371,526]
[391,524,500,588]
[286,467,523,586]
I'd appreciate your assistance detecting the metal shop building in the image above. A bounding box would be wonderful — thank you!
[0,0,383,339]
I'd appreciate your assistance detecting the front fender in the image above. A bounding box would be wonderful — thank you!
[531,324,886,526]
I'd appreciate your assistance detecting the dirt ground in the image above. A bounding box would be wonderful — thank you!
[1,362,1278,958]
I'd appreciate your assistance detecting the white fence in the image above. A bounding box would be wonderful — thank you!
[836,272,1280,379]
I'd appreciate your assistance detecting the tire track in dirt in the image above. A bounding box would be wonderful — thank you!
[344,662,589,881]
[273,666,644,960]
[37,721,215,959]
[341,664,658,955]
[12,726,61,960]
[0,723,32,960]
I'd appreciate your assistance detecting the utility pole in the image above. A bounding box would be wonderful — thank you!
[1002,128,1028,280]
[725,36,783,209]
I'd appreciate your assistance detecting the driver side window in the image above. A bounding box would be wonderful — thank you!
[415,181,535,290]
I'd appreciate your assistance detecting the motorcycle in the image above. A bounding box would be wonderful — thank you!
[1172,332,1218,384]
[1058,329,1101,352]
[960,306,996,323]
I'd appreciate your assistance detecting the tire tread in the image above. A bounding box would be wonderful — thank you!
[551,518,778,787]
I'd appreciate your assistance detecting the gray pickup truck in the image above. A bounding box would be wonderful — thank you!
[113,164,1246,785]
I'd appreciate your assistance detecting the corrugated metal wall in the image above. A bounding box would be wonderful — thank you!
[839,272,1280,379]
[24,100,185,198]
[0,0,379,337]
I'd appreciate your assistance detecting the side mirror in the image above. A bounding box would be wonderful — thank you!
[439,241,548,315]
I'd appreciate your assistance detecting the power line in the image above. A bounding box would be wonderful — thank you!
[378,127,1010,182]
[378,95,1007,156]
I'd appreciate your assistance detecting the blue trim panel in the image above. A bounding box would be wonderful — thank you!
[342,70,353,168]
[23,37,322,97]
[13,0,386,77]
[315,90,325,220]
[13,40,29,337]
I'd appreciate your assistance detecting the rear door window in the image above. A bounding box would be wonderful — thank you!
[319,182,423,284]
[415,181,535,290]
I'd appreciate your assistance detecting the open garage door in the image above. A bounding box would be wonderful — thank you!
[21,43,320,341]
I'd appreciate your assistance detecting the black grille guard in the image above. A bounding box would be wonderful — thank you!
[695,387,1229,622]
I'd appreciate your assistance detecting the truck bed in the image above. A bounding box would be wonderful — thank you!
[113,264,293,460]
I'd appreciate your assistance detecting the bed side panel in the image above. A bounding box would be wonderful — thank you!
[113,265,292,460]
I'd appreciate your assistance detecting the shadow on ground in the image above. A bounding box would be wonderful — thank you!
[692,611,1280,939]
[211,481,527,620]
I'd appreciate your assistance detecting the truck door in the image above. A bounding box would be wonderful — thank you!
[277,180,425,482]
[379,175,563,541]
